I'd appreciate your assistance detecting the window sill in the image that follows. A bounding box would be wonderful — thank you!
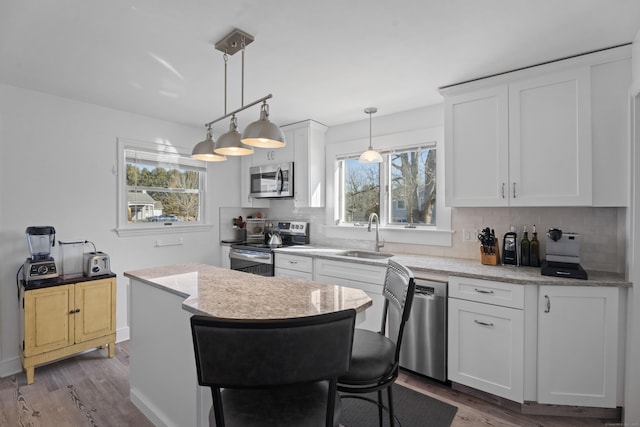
[324,224,453,247]
[114,224,213,237]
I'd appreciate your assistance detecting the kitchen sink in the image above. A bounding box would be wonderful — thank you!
[336,250,394,259]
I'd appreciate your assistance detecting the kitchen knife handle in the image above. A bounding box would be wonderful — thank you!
[544,295,550,313]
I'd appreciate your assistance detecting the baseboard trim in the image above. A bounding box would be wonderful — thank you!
[452,382,621,420]
[116,326,130,343]
[0,355,23,378]
[130,387,173,427]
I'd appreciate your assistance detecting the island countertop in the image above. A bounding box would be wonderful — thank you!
[124,263,372,319]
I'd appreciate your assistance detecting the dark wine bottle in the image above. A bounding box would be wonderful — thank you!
[530,224,540,267]
[520,226,530,266]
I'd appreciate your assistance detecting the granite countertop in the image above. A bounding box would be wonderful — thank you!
[272,246,631,287]
[124,263,372,319]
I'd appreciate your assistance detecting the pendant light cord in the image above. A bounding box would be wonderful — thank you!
[223,52,228,115]
[241,37,246,108]
[369,110,373,149]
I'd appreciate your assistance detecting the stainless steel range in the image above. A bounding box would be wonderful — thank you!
[229,221,309,276]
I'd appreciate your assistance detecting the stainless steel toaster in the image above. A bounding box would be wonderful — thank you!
[83,252,111,277]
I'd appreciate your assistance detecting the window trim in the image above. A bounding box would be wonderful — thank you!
[115,137,211,237]
[326,127,452,247]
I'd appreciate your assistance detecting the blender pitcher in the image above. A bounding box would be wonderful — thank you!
[26,226,56,260]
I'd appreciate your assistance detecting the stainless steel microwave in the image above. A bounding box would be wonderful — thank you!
[249,162,294,199]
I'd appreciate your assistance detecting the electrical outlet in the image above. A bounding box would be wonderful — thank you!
[463,229,478,242]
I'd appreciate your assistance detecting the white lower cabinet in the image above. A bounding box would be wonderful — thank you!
[220,244,231,269]
[537,286,619,407]
[274,253,313,280]
[448,276,524,402]
[313,258,387,332]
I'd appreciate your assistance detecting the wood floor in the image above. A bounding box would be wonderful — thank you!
[0,341,615,427]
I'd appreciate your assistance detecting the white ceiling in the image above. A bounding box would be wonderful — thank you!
[2,0,640,133]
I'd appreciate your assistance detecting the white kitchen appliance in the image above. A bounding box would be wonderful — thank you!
[84,251,111,277]
[540,228,588,280]
[23,226,59,283]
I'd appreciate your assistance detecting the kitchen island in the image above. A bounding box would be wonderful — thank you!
[124,263,372,427]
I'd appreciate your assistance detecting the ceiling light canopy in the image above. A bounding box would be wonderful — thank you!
[192,28,285,161]
[359,107,383,163]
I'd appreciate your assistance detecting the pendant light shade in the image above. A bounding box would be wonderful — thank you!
[359,107,383,163]
[241,102,286,148]
[192,128,227,162]
[359,148,384,163]
[214,116,254,156]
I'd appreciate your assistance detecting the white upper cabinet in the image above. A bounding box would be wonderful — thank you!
[444,86,509,206]
[508,68,592,206]
[281,120,328,208]
[442,45,631,208]
[250,142,295,166]
[591,57,632,206]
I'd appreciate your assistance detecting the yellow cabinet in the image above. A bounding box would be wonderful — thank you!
[20,277,116,384]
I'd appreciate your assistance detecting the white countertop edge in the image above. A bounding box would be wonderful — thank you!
[272,247,631,287]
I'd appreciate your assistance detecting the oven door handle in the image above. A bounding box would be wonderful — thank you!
[230,250,272,263]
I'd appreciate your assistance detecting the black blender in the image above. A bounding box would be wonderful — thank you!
[23,226,59,283]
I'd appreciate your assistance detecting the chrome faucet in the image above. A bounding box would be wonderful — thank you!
[367,212,385,252]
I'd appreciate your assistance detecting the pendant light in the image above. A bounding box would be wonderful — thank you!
[191,126,227,161]
[215,115,254,156]
[241,101,286,148]
[359,107,383,163]
[192,28,285,161]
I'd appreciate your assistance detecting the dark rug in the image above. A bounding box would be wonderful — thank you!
[340,384,457,427]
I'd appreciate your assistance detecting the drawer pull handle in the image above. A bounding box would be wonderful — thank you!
[288,260,298,264]
[544,295,550,313]
[474,320,494,327]
[474,288,494,294]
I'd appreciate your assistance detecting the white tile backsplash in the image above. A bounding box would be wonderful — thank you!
[266,201,626,273]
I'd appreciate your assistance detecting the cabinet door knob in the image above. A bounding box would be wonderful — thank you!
[544,295,551,313]
[69,308,80,314]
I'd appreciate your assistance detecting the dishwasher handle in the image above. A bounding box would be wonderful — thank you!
[415,285,435,296]
[413,279,447,298]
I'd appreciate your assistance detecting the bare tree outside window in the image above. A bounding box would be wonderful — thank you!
[390,148,436,225]
[343,160,380,222]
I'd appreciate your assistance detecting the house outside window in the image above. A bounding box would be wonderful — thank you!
[116,138,208,235]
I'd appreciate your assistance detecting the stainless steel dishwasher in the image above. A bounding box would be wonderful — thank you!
[396,273,448,382]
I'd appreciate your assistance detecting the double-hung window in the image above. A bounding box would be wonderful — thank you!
[337,143,437,227]
[116,138,208,235]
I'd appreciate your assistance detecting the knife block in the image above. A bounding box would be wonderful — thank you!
[480,240,500,265]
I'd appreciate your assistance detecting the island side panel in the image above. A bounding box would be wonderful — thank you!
[129,277,210,427]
